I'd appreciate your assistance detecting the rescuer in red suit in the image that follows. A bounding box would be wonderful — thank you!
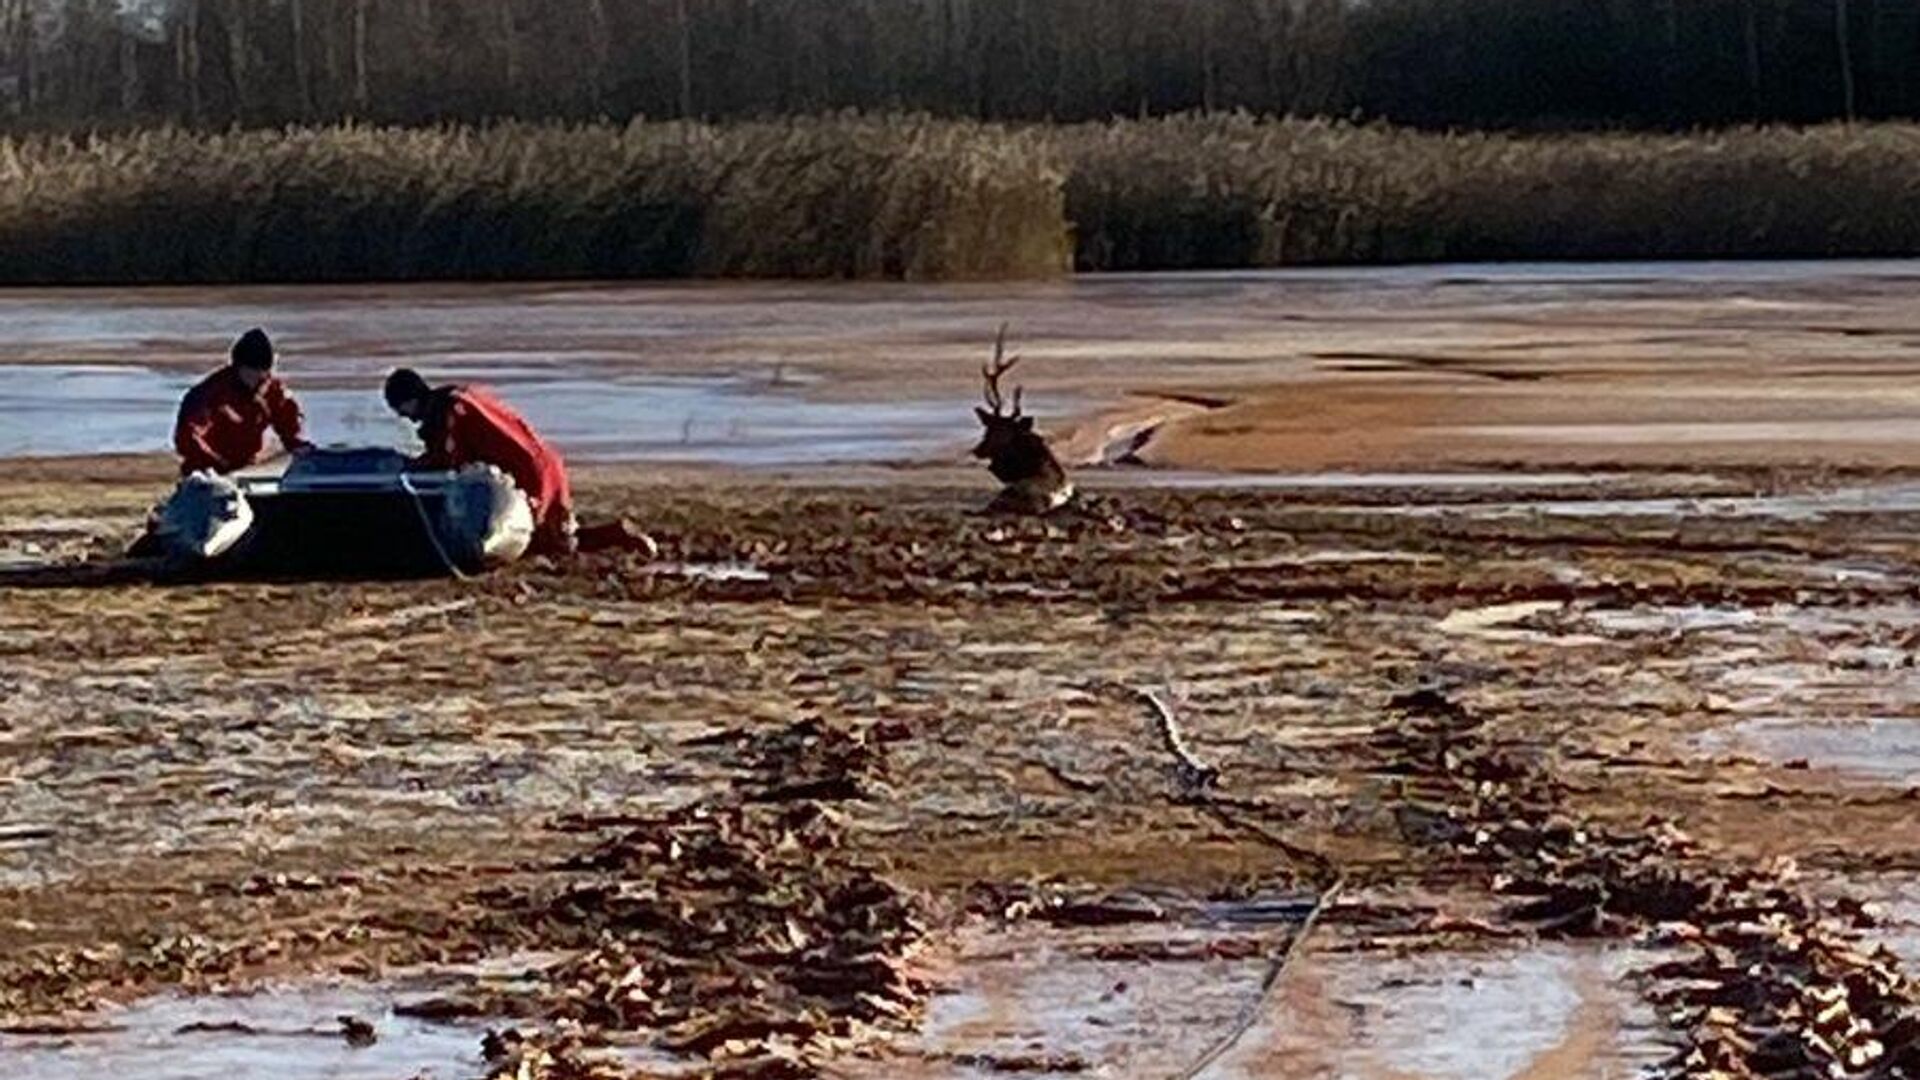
[173,328,310,476]
[382,367,578,556]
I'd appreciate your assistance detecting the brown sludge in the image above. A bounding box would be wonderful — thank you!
[10,460,1920,1076]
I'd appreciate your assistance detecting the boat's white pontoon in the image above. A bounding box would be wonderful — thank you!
[149,447,533,577]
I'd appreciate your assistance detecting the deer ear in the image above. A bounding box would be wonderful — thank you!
[1016,416,1035,432]
[975,407,993,424]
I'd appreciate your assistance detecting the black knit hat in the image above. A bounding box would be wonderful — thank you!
[230,328,274,371]
[384,368,432,411]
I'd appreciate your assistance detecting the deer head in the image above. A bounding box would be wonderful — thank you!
[969,324,1074,513]
[972,323,1037,467]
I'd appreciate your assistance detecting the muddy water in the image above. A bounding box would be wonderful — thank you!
[10,259,1920,467]
[0,982,488,1080]
[1220,945,1670,1079]
[866,904,1668,1079]
[1369,484,1920,522]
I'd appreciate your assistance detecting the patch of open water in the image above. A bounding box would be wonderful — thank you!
[1698,715,1920,784]
[0,364,971,465]
[0,982,489,1080]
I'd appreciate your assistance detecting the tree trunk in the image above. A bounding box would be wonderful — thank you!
[120,29,138,113]
[289,0,311,118]
[352,0,368,113]
[945,0,964,111]
[182,0,202,122]
[1010,0,1032,116]
[320,0,339,109]
[408,0,430,116]
[1268,0,1293,111]
[226,0,248,120]
[1200,2,1217,111]
[1867,0,1884,113]
[673,0,693,117]
[583,0,609,107]
[14,0,34,113]
[24,0,37,113]
[497,0,519,102]
[1660,0,1681,121]
[1837,0,1857,120]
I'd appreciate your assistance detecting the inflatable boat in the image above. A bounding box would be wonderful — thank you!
[146,447,534,578]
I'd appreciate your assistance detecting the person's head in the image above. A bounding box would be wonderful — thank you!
[384,368,433,421]
[230,328,275,392]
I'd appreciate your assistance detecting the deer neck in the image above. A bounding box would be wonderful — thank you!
[990,436,1063,487]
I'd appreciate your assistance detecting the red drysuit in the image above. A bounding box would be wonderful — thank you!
[414,385,574,554]
[173,368,308,476]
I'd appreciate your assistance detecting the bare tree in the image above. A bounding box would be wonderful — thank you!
[1866,0,1885,113]
[352,0,368,113]
[11,0,1920,134]
[1199,1,1217,112]
[583,0,609,108]
[119,25,135,111]
[497,0,519,101]
[225,0,248,119]
[673,0,692,117]
[1837,0,1857,120]
[319,0,339,108]
[177,0,201,122]
[289,0,312,118]
[1,0,31,112]
[23,0,44,112]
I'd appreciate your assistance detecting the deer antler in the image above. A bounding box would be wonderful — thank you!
[982,322,1024,417]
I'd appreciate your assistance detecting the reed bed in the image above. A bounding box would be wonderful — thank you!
[4,114,1920,282]
[1058,115,1920,269]
[0,116,1069,283]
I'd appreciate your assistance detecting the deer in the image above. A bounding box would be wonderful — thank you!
[973,325,1074,515]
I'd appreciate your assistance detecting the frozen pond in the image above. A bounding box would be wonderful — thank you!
[0,364,966,465]
[13,260,1920,468]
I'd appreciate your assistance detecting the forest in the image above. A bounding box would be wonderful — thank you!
[0,0,1906,132]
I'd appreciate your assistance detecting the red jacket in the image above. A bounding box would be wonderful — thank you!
[416,385,573,541]
[173,368,307,476]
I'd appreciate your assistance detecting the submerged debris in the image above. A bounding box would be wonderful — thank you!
[967,882,1173,928]
[337,1013,377,1047]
